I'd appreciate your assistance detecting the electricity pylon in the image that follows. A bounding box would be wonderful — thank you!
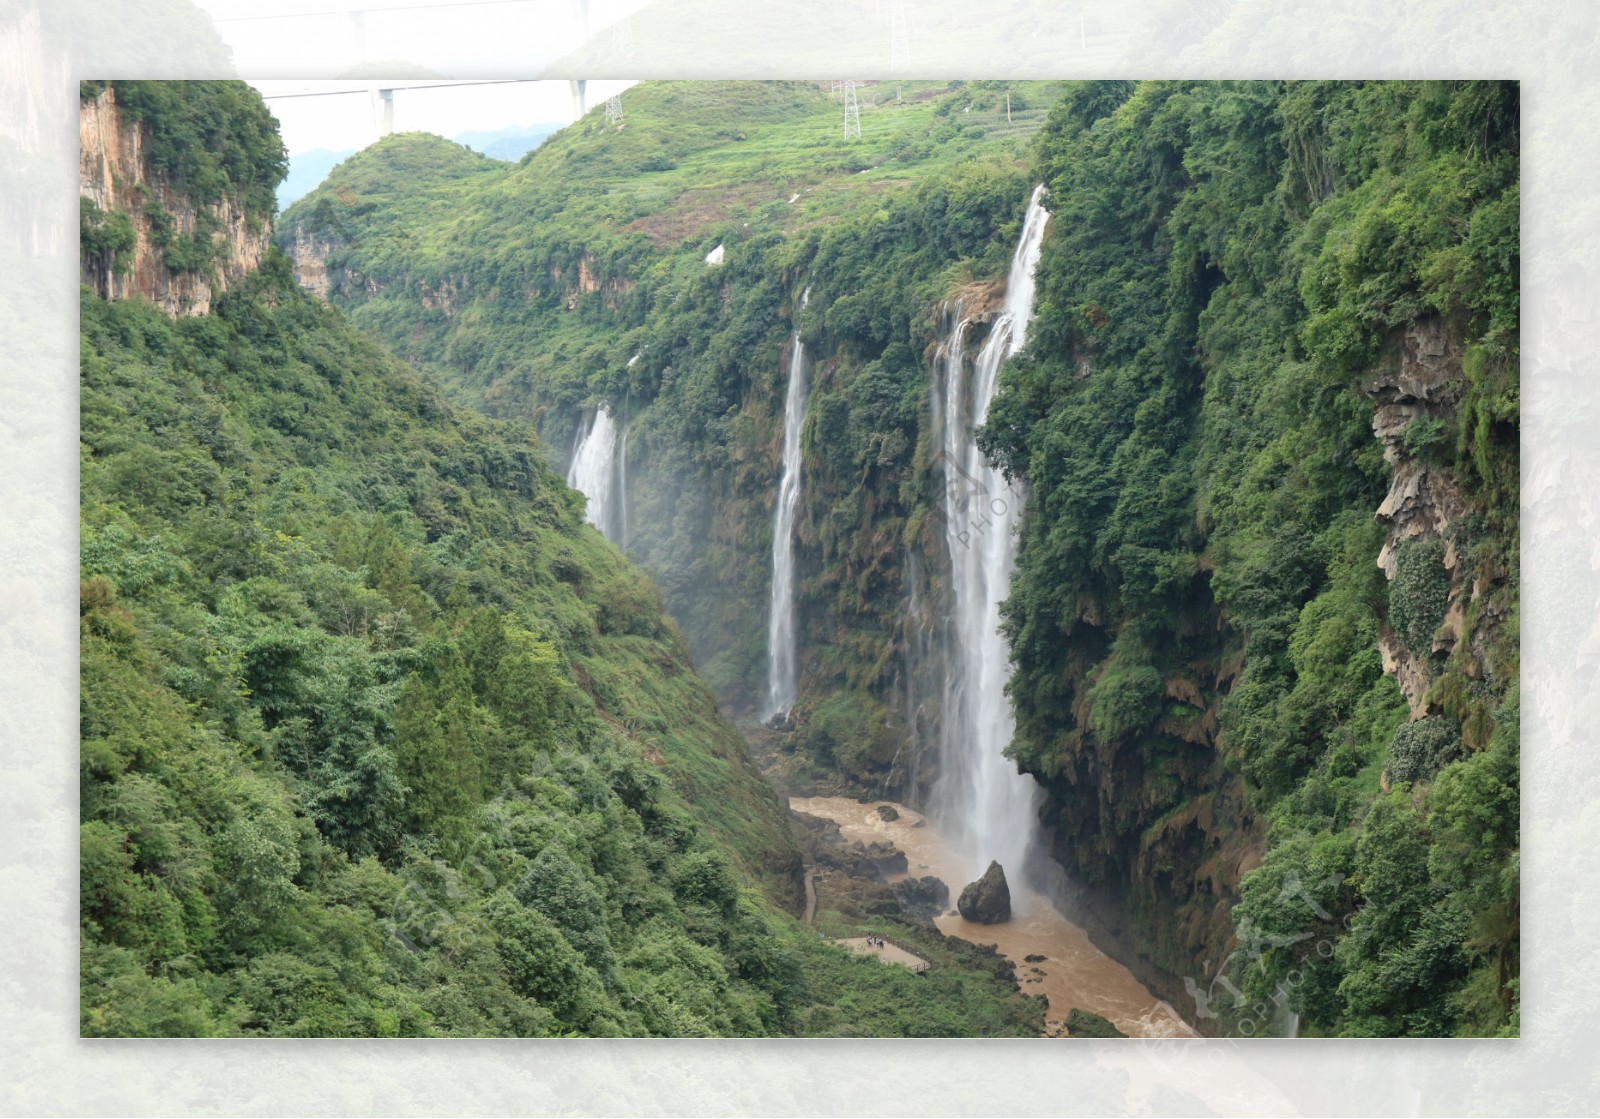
[606,93,623,124]
[843,80,862,140]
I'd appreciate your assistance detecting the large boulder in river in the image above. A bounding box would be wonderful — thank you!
[957,860,1012,924]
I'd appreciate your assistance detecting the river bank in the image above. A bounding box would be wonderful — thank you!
[790,795,1195,1039]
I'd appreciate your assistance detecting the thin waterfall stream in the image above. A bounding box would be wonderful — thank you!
[567,405,619,540]
[764,287,810,721]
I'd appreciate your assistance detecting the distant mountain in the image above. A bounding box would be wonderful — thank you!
[453,122,565,163]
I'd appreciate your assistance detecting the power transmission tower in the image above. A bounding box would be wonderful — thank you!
[612,15,633,55]
[606,93,623,124]
[843,80,861,141]
[889,0,910,71]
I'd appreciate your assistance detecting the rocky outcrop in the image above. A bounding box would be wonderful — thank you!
[420,275,471,316]
[957,860,1012,924]
[1362,317,1479,719]
[790,811,908,878]
[79,87,270,317]
[562,253,634,310]
[892,875,949,919]
[287,226,387,305]
[288,225,336,300]
[1364,318,1470,574]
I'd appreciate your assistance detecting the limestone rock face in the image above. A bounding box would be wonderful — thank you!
[79,87,271,317]
[957,860,1011,924]
[1360,317,1475,718]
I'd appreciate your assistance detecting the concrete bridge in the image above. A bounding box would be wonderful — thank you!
[219,0,602,136]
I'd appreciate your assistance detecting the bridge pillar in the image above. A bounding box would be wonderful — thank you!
[370,85,395,138]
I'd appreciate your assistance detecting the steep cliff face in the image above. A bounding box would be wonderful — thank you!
[79,86,271,316]
[988,80,1519,1037]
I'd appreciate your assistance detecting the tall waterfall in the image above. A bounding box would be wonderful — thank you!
[932,184,1051,888]
[567,405,619,539]
[764,288,811,721]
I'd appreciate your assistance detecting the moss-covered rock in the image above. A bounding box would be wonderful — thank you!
[957,861,1011,924]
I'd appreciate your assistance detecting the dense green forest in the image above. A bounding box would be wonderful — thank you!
[983,81,1519,1036]
[77,80,1047,1036]
[84,78,1519,1038]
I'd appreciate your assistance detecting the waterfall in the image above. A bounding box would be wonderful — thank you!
[764,287,811,721]
[567,405,619,540]
[931,184,1051,888]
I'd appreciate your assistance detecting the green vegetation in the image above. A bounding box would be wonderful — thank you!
[78,76,1057,1035]
[79,263,781,1034]
[83,79,287,220]
[80,197,136,275]
[795,930,1043,1038]
[983,80,1518,1036]
[85,77,1519,1040]
[280,80,1059,760]
[1065,1008,1128,1038]
[79,258,1044,1036]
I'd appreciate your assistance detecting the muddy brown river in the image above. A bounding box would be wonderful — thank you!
[790,795,1195,1039]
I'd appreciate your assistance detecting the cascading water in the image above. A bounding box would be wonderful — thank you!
[932,184,1051,890]
[567,405,619,539]
[763,288,811,721]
